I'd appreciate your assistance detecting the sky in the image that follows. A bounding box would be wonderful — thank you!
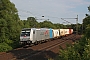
[10,0,90,24]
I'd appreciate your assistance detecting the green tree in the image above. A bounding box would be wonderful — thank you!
[21,20,30,28]
[27,17,38,28]
[54,23,63,29]
[39,20,56,28]
[0,0,21,51]
[83,6,90,33]
[88,6,90,11]
[83,16,90,31]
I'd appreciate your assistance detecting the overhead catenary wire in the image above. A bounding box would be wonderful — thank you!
[18,9,73,24]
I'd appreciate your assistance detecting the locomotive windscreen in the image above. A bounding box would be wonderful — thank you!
[21,32,30,36]
[21,29,31,36]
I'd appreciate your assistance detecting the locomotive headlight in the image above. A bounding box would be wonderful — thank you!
[28,38,30,40]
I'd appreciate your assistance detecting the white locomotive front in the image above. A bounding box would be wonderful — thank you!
[20,28,32,44]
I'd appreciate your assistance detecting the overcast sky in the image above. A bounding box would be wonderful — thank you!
[10,0,90,24]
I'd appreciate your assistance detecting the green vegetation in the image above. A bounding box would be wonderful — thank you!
[56,6,90,60]
[0,0,21,52]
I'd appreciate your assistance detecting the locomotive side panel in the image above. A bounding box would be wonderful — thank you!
[33,28,50,42]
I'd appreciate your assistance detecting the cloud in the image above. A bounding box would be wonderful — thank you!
[10,0,90,23]
[72,0,90,4]
[65,0,90,5]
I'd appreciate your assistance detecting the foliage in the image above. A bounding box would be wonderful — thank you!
[83,6,90,33]
[0,0,21,52]
[85,24,90,39]
[86,6,90,16]
[54,23,63,29]
[0,0,20,42]
[39,20,56,28]
[27,17,38,28]
[83,16,90,32]
[0,42,12,52]
[83,39,90,60]
[56,36,90,60]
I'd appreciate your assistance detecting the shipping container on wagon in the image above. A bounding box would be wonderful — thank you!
[52,29,60,38]
[49,28,53,38]
[65,29,73,35]
[64,29,70,35]
[60,29,65,36]
[71,29,73,34]
[65,29,69,36]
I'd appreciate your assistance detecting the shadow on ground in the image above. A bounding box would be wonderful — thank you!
[9,47,58,60]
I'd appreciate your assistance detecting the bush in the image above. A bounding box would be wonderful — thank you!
[4,39,20,49]
[0,42,12,52]
[56,36,90,60]
[11,40,21,49]
[85,24,90,39]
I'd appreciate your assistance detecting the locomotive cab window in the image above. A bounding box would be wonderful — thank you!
[21,32,30,36]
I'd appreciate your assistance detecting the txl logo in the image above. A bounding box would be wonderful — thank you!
[44,30,49,35]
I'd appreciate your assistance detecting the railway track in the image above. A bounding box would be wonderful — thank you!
[11,39,70,60]
[0,34,81,60]
[11,34,81,60]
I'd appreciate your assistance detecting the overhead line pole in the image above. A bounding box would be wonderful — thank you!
[76,15,78,34]
[61,15,78,34]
